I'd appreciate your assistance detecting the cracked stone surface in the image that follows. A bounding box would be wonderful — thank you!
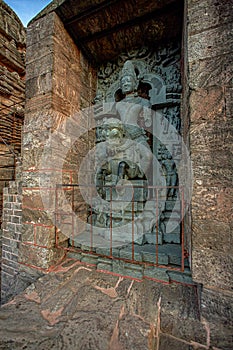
[0,259,232,350]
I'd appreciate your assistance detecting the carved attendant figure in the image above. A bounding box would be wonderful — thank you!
[161,149,178,199]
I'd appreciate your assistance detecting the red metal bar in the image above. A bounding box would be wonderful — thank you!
[90,187,93,251]
[181,187,185,272]
[156,188,159,266]
[71,186,75,248]
[110,186,113,257]
[132,191,134,261]
[55,185,59,247]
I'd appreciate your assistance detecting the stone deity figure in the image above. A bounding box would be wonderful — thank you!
[115,60,152,146]
[95,118,152,189]
[161,149,178,199]
[94,117,151,227]
[92,61,155,229]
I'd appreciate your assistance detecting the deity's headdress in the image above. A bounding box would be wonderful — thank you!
[103,117,125,138]
[121,60,139,89]
[103,117,124,130]
[122,60,137,78]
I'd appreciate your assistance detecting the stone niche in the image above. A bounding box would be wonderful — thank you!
[69,44,186,275]
[18,0,187,278]
[51,0,187,276]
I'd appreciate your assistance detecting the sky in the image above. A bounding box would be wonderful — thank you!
[4,0,52,26]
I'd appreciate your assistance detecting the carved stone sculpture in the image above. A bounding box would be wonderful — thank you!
[161,148,178,199]
[95,118,150,205]
[116,60,152,128]
[91,54,181,244]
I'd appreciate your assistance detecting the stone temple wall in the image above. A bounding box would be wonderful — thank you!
[186,2,233,348]
[0,1,25,225]
[187,0,233,322]
[0,0,25,302]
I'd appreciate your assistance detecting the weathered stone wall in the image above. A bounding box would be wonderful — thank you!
[186,1,233,348]
[0,0,25,305]
[1,180,22,303]
[187,0,232,292]
[0,0,25,225]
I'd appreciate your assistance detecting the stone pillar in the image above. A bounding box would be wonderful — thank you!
[180,3,233,346]
[188,0,232,292]
[187,3,233,342]
[20,12,96,270]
